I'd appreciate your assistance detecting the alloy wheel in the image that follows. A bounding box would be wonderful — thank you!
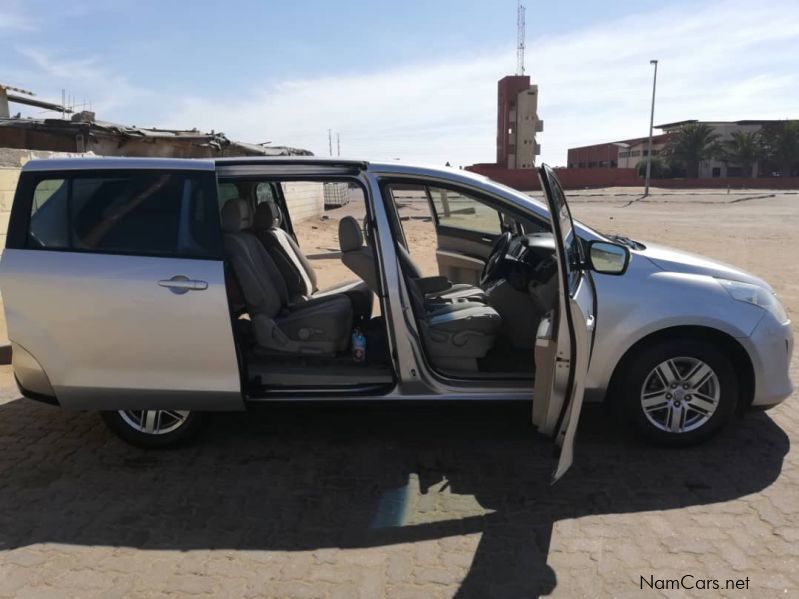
[118,410,191,435]
[639,357,720,433]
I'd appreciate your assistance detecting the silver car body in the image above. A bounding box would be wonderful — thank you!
[0,157,793,418]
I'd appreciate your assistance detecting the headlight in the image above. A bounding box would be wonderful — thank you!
[718,279,789,323]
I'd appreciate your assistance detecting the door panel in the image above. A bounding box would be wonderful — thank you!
[427,188,501,284]
[531,165,594,483]
[1,250,242,410]
[435,227,494,285]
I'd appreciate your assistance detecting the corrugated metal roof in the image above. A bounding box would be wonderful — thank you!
[0,115,312,157]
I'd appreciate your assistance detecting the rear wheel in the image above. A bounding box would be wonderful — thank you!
[616,338,738,446]
[101,410,205,449]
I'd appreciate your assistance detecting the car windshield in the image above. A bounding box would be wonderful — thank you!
[487,178,609,242]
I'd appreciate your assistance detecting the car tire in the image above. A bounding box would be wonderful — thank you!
[616,337,738,446]
[101,410,205,449]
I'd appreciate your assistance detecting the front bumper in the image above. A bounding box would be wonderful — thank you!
[744,314,794,408]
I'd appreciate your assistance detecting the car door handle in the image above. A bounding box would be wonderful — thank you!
[158,275,208,294]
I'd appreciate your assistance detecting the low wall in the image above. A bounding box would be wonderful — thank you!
[466,163,799,191]
[466,164,639,190]
[647,177,799,190]
[281,181,325,222]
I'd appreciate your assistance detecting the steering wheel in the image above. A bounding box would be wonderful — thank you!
[480,231,512,285]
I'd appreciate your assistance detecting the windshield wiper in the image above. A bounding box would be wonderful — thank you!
[608,234,646,250]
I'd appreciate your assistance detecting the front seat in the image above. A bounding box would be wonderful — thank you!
[253,201,373,323]
[222,199,352,355]
[338,216,487,303]
[407,278,501,372]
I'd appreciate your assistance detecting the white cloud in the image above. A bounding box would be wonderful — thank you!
[0,7,35,32]
[158,0,799,166]
[10,47,153,117]
[9,0,799,167]
[164,54,505,166]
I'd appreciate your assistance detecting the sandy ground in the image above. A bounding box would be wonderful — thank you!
[568,192,799,321]
[292,190,799,331]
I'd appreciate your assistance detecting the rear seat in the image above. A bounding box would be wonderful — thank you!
[222,199,353,356]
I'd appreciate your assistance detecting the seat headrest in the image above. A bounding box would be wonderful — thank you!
[254,201,280,231]
[221,199,253,233]
[338,216,364,252]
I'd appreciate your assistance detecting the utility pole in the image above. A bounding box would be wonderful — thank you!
[336,133,340,157]
[644,59,659,196]
[516,1,526,75]
[328,129,332,157]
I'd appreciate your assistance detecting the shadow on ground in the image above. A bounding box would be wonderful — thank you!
[0,399,788,598]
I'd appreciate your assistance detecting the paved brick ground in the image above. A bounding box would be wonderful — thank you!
[0,361,796,598]
[0,189,797,597]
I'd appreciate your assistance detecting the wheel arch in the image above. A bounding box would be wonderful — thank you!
[606,325,755,410]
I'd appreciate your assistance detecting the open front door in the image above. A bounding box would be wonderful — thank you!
[531,165,595,483]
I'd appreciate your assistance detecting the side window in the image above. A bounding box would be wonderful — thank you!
[217,182,240,211]
[32,179,65,213]
[255,182,277,205]
[428,187,502,235]
[27,171,222,258]
[29,179,69,248]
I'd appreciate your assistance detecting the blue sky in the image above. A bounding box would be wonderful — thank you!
[2,0,798,166]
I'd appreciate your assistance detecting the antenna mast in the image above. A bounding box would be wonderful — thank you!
[516,1,526,76]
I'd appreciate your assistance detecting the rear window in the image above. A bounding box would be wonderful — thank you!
[23,171,222,259]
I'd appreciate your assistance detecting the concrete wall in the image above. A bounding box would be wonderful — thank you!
[0,167,19,249]
[281,181,325,223]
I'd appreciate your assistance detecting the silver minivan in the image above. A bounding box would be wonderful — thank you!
[0,157,793,481]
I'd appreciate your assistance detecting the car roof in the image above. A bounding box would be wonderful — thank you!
[22,156,215,172]
[20,156,492,184]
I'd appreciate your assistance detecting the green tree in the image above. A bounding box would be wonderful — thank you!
[635,157,669,178]
[717,131,764,177]
[761,120,799,176]
[662,123,720,178]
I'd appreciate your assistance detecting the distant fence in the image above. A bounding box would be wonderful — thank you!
[465,163,799,191]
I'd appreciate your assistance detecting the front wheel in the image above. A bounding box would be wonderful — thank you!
[617,338,739,446]
[101,410,205,449]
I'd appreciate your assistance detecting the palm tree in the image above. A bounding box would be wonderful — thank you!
[717,131,764,177]
[662,123,720,178]
[761,121,799,176]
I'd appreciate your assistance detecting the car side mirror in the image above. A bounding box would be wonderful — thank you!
[587,240,630,275]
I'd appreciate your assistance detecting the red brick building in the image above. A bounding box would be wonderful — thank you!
[567,134,672,169]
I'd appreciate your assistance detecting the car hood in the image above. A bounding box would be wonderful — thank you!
[636,242,772,290]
